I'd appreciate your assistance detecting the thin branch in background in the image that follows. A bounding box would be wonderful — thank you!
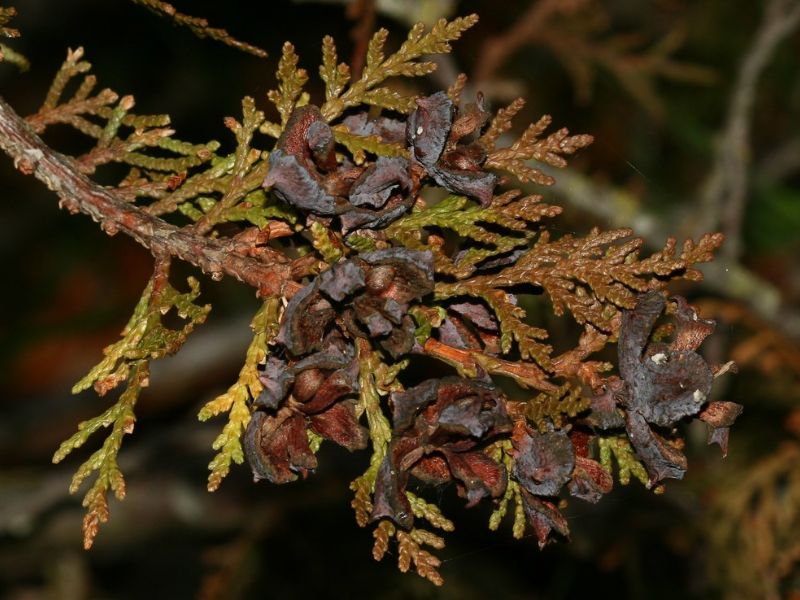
[696,0,800,259]
[130,0,268,58]
[472,0,713,116]
[757,136,800,183]
[707,442,800,599]
[472,0,586,85]
[347,0,376,80]
[696,298,800,377]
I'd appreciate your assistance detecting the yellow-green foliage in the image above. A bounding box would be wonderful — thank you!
[309,221,345,264]
[178,183,299,228]
[407,491,455,532]
[198,298,281,491]
[262,15,478,163]
[217,189,300,228]
[331,124,408,164]
[53,361,148,549]
[319,35,350,101]
[391,193,562,368]
[268,42,309,127]
[526,384,591,431]
[389,193,560,278]
[0,5,27,70]
[487,440,527,539]
[72,275,210,397]
[409,305,446,344]
[52,270,209,548]
[350,342,394,527]
[320,15,479,122]
[488,479,527,540]
[26,47,220,181]
[192,96,270,231]
[230,97,265,181]
[0,42,26,69]
[598,434,651,488]
[25,48,299,235]
[484,289,553,369]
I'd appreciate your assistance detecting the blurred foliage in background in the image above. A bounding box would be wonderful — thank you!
[1,1,799,598]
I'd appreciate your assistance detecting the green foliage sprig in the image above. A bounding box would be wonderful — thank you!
[198,298,281,492]
[53,260,209,548]
[0,4,27,70]
[319,15,479,121]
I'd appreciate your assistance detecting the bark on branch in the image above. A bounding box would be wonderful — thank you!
[0,96,292,297]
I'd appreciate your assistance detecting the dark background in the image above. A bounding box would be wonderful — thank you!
[1,1,799,598]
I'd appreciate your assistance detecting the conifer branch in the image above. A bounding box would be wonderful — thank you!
[53,360,149,549]
[0,12,739,586]
[198,298,282,491]
[0,97,293,297]
[319,15,479,121]
[130,0,267,58]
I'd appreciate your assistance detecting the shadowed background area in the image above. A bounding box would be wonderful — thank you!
[1,1,799,598]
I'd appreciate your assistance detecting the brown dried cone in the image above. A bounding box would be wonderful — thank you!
[407,91,497,205]
[262,92,510,234]
[244,249,435,482]
[568,430,614,504]
[243,340,368,484]
[263,104,417,232]
[588,292,743,484]
[371,378,513,529]
[509,421,610,547]
[277,248,434,358]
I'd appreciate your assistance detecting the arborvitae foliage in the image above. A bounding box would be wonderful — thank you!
[129,0,268,58]
[0,4,27,70]
[0,10,739,586]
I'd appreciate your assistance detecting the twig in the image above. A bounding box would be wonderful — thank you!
[473,0,582,84]
[757,136,800,182]
[696,0,800,258]
[129,0,267,58]
[423,338,558,393]
[347,0,377,80]
[0,97,292,297]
